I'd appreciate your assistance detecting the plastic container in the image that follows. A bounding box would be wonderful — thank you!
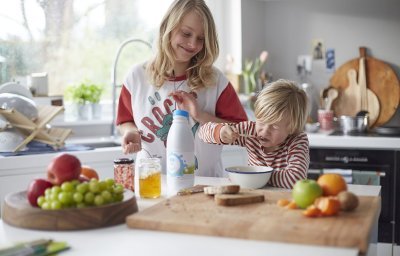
[138,157,161,198]
[166,110,196,196]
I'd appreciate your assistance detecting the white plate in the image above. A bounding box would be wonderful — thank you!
[0,82,33,99]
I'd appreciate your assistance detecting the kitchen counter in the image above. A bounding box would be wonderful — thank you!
[0,177,380,256]
[307,132,400,150]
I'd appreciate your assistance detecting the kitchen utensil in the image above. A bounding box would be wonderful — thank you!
[126,190,380,254]
[0,93,38,120]
[2,189,138,230]
[374,126,400,136]
[325,87,338,110]
[358,47,380,126]
[339,115,368,134]
[225,166,273,189]
[238,133,257,138]
[330,47,399,127]
[333,69,361,117]
[177,184,208,196]
[214,192,264,206]
[0,82,33,99]
[0,129,27,152]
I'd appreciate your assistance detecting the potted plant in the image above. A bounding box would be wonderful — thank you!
[64,81,104,120]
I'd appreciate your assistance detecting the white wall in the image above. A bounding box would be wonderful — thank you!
[241,0,400,124]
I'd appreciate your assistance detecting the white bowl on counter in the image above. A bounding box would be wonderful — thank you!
[225,166,273,189]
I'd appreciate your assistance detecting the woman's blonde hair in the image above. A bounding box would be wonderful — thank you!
[254,79,308,135]
[147,0,219,90]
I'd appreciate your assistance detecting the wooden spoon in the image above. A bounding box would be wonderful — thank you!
[325,88,338,111]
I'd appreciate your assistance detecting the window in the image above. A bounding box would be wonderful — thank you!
[0,0,173,99]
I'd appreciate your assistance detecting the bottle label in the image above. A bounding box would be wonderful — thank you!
[166,151,195,177]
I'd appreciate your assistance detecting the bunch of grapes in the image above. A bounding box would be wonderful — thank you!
[37,178,124,210]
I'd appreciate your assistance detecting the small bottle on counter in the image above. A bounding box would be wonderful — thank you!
[166,109,196,196]
[114,158,135,192]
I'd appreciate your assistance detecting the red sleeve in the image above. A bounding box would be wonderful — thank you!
[215,83,248,122]
[116,85,134,125]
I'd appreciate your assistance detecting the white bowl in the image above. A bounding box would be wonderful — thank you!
[225,166,273,189]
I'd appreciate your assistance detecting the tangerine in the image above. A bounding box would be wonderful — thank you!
[314,196,341,216]
[303,205,322,217]
[317,173,347,196]
[80,166,99,180]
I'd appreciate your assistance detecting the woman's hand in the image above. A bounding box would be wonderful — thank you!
[220,125,239,144]
[122,129,142,154]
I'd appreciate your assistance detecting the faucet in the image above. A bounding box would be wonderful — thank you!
[111,38,152,138]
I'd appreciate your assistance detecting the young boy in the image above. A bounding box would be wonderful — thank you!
[198,79,309,189]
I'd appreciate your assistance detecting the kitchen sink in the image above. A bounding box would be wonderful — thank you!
[80,141,121,148]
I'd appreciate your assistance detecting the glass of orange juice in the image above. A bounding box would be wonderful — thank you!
[138,158,161,198]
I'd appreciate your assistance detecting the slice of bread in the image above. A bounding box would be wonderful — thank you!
[204,185,240,195]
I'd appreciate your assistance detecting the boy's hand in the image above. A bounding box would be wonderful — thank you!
[220,125,239,144]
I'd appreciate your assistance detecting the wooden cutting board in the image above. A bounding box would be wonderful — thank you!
[126,190,380,254]
[2,190,138,230]
[330,48,400,127]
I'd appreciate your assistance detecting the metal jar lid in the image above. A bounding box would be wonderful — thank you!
[113,158,134,164]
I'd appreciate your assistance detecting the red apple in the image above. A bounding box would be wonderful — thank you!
[27,178,53,207]
[292,179,323,209]
[47,153,82,185]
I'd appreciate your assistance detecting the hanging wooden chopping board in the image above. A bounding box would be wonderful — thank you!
[330,47,400,127]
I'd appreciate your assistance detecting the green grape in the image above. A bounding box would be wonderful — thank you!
[51,201,62,210]
[99,181,107,192]
[61,181,74,192]
[50,192,59,201]
[73,192,84,203]
[51,186,61,194]
[84,192,95,204]
[113,184,124,194]
[113,193,124,202]
[71,179,80,187]
[89,181,100,193]
[45,188,52,197]
[37,196,46,207]
[101,190,112,203]
[58,192,71,205]
[105,178,115,188]
[76,202,86,208]
[94,195,104,206]
[76,183,89,194]
[42,201,51,210]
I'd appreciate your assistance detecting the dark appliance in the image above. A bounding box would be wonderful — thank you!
[308,147,398,244]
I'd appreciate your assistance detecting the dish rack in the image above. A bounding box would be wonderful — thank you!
[0,105,72,152]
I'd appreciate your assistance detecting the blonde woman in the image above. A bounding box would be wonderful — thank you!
[116,0,247,178]
[199,79,309,188]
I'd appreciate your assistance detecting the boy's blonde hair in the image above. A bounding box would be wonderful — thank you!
[254,79,308,135]
[147,0,219,90]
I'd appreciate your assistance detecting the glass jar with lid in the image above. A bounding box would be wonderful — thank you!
[114,158,134,191]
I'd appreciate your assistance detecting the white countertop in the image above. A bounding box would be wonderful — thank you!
[0,177,380,256]
[307,132,400,150]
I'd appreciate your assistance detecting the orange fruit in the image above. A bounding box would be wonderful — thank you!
[80,166,99,180]
[315,196,341,216]
[277,199,290,207]
[285,200,298,210]
[303,205,322,217]
[317,173,347,196]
